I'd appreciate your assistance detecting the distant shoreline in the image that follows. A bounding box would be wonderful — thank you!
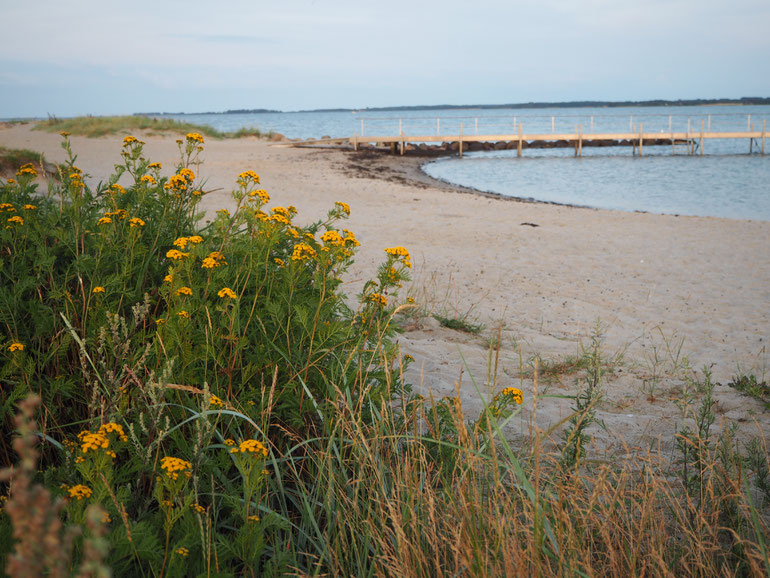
[136,97,770,117]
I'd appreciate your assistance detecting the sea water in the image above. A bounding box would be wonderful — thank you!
[167,105,770,220]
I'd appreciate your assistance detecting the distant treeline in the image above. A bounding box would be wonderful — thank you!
[137,97,770,116]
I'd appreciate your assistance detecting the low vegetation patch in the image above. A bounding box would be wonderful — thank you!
[0,135,768,576]
[35,115,266,139]
[0,147,45,177]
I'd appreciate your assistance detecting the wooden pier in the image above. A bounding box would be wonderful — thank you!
[290,119,767,157]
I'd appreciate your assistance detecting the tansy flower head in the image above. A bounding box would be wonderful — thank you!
[369,293,387,308]
[176,286,193,296]
[187,235,203,244]
[274,258,285,267]
[92,286,105,294]
[175,547,189,557]
[6,216,24,226]
[8,343,24,352]
[320,230,344,246]
[237,170,260,184]
[335,201,350,215]
[140,175,156,185]
[68,485,92,501]
[123,136,139,146]
[217,287,236,299]
[177,310,189,319]
[248,189,269,203]
[179,168,195,182]
[129,217,145,228]
[291,243,316,262]
[148,162,162,169]
[97,216,112,226]
[110,183,126,194]
[186,132,204,144]
[385,246,412,268]
[161,456,192,480]
[166,249,188,260]
[21,204,37,210]
[209,395,224,408]
[16,163,37,178]
[230,439,269,458]
[172,236,189,249]
[501,387,523,405]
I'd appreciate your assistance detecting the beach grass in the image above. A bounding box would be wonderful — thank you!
[34,114,266,139]
[0,134,768,576]
[0,146,46,175]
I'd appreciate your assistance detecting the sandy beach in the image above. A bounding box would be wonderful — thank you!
[2,123,769,454]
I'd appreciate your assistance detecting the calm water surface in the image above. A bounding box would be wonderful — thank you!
[168,105,770,220]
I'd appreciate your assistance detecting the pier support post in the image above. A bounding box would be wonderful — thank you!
[517,123,523,158]
[459,123,463,158]
[639,123,643,156]
[579,124,583,157]
[353,132,358,151]
[763,119,766,155]
[700,119,704,156]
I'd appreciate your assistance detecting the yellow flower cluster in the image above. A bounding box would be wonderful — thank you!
[7,216,24,226]
[110,183,126,195]
[176,547,189,557]
[160,456,192,481]
[291,243,316,262]
[201,251,227,269]
[176,286,193,296]
[68,484,93,501]
[172,235,203,249]
[385,246,412,268]
[140,175,156,185]
[186,132,205,144]
[247,515,260,522]
[320,230,344,246]
[148,162,162,170]
[229,439,268,458]
[342,230,360,247]
[78,431,109,453]
[164,174,189,191]
[501,387,524,405]
[191,503,206,514]
[123,136,140,146]
[92,286,106,294]
[335,201,350,215]
[274,258,285,267]
[16,163,37,178]
[248,189,270,203]
[209,395,224,408]
[217,287,236,299]
[268,214,291,226]
[128,217,145,228]
[22,204,37,211]
[166,249,189,260]
[238,170,260,184]
[369,293,387,307]
[105,209,128,220]
[177,310,189,319]
[8,343,24,352]
[97,216,112,226]
[0,203,15,212]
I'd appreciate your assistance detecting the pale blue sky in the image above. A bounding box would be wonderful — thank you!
[1,0,768,117]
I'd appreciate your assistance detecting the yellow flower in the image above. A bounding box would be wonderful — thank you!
[164,174,188,191]
[201,251,227,269]
[166,249,188,260]
[176,286,193,296]
[335,201,350,215]
[217,287,237,299]
[186,132,204,144]
[129,217,145,228]
[8,343,24,352]
[291,243,316,262]
[92,286,105,294]
[268,214,290,226]
[68,484,92,501]
[0,203,14,212]
[140,175,156,185]
[209,395,224,408]
[21,204,37,210]
[248,189,270,203]
[148,162,162,169]
[160,456,192,480]
[406,297,415,304]
[237,170,260,184]
[369,293,387,307]
[78,431,109,453]
[110,183,126,195]
[163,274,173,283]
[191,503,206,514]
[97,216,113,226]
[179,168,195,182]
[273,258,285,267]
[385,246,412,268]
[177,310,189,319]
[16,163,37,178]
[59,131,70,137]
[217,209,230,217]
[201,257,217,269]
[224,439,236,446]
[187,235,203,244]
[4,179,16,185]
[320,230,344,246]
[247,515,260,523]
[6,216,24,226]
[175,547,189,557]
[501,387,523,405]
[123,136,138,146]
[172,236,189,249]
[231,439,269,458]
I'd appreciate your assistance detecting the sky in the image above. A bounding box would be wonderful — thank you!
[1,0,769,117]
